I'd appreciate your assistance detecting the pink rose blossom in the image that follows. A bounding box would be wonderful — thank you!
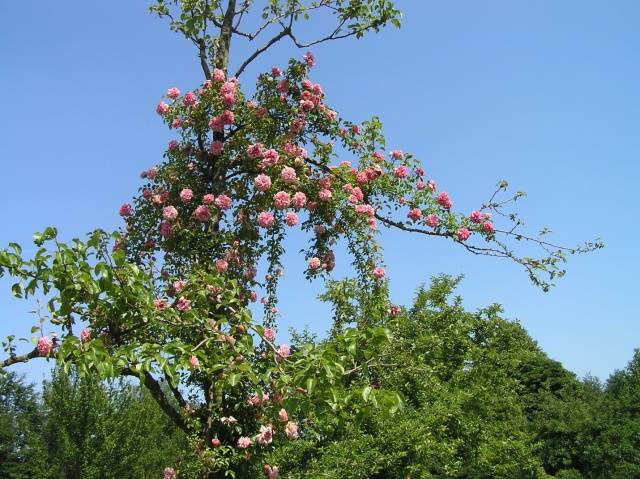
[173,280,187,292]
[281,166,297,184]
[271,66,283,77]
[417,181,425,190]
[209,116,224,132]
[437,192,453,209]
[273,191,290,209]
[265,465,279,479]
[166,87,180,99]
[215,194,232,210]
[168,139,178,151]
[182,91,197,106]
[220,110,235,125]
[159,222,172,237]
[80,328,91,343]
[190,355,200,368]
[163,205,178,221]
[254,174,272,192]
[211,437,221,447]
[292,192,307,209]
[264,328,276,342]
[247,143,264,158]
[482,221,495,234]
[303,51,315,68]
[389,305,401,316]
[394,165,408,178]
[318,189,332,202]
[257,211,275,228]
[215,259,228,273]
[180,189,194,203]
[37,336,53,356]
[209,140,224,155]
[390,150,403,159]
[308,257,321,269]
[212,68,225,82]
[163,467,176,479]
[257,424,274,446]
[119,203,133,217]
[457,228,471,241]
[373,267,386,280]
[279,409,289,422]
[237,436,252,449]
[176,297,191,312]
[154,298,168,310]
[156,102,169,115]
[202,194,215,205]
[194,205,211,221]
[425,214,439,228]
[470,210,483,223]
[277,344,291,358]
[285,212,298,226]
[408,208,422,221]
[285,421,299,439]
[355,204,375,217]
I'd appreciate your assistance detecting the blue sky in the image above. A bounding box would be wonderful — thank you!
[1,1,638,383]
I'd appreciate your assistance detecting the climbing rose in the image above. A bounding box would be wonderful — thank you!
[37,337,53,356]
[166,87,180,99]
[292,191,307,209]
[470,210,483,223]
[265,465,279,479]
[285,421,299,439]
[389,305,401,316]
[285,212,298,226]
[212,68,225,82]
[457,228,471,241]
[277,344,290,358]
[257,212,275,228]
[278,409,289,422]
[119,203,133,217]
[437,192,453,209]
[80,328,91,343]
[393,165,408,178]
[425,214,439,227]
[254,174,272,192]
[211,438,221,447]
[182,91,197,106]
[202,194,215,205]
[215,194,232,210]
[308,257,321,269]
[373,267,386,280]
[318,189,332,202]
[190,355,200,368]
[257,424,274,446]
[264,328,276,342]
[390,150,403,159]
[209,140,224,155]
[215,259,228,273]
[162,206,178,221]
[176,297,191,312]
[179,188,193,203]
[303,51,315,68]
[237,437,252,449]
[154,299,168,310]
[159,222,172,237]
[156,102,169,115]
[273,191,290,209]
[163,467,176,479]
[194,205,211,222]
[408,208,422,221]
[483,221,495,233]
[281,166,297,183]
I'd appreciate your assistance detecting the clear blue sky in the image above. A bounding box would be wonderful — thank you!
[1,1,638,383]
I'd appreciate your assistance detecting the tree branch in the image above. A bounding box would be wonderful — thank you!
[0,347,39,369]
[234,27,290,78]
[122,367,188,433]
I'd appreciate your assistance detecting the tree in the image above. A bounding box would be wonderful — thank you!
[36,367,187,479]
[0,372,46,479]
[0,1,601,477]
